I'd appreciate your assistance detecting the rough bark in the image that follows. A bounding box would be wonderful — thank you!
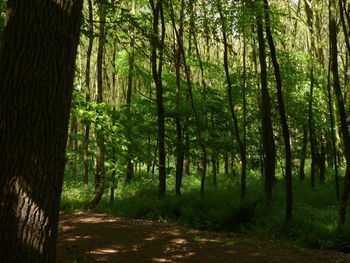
[0,1,83,261]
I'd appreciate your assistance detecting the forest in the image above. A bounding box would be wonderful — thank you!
[1,0,350,262]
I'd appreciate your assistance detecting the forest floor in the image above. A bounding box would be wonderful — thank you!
[57,211,350,263]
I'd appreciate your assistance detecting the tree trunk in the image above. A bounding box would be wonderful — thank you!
[300,125,308,181]
[169,1,207,196]
[308,67,317,188]
[174,0,185,196]
[0,1,83,261]
[91,0,107,207]
[83,0,94,185]
[126,15,135,183]
[212,155,217,186]
[263,0,293,220]
[330,0,350,232]
[304,0,318,189]
[150,0,166,197]
[319,135,326,184]
[256,5,276,200]
[224,153,229,174]
[219,2,247,200]
[326,35,340,199]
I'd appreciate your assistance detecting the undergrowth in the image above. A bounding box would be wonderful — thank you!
[61,168,350,252]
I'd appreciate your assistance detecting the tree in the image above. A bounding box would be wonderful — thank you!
[256,0,276,199]
[330,0,350,232]
[263,0,293,220]
[150,0,167,197]
[91,0,107,207]
[0,0,83,261]
[218,0,247,201]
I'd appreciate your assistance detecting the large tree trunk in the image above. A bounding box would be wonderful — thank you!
[0,1,83,261]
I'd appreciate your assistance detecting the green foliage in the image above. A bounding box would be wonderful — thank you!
[62,168,350,251]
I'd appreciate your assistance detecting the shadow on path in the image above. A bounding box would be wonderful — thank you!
[57,211,349,263]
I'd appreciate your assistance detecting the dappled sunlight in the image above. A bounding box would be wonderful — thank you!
[170,238,188,244]
[57,211,350,263]
[152,258,171,262]
[65,235,93,242]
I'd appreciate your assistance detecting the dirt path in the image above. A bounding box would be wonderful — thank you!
[57,211,350,263]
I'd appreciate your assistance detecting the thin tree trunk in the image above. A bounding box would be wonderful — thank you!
[174,0,185,196]
[308,67,317,188]
[91,0,107,207]
[319,134,326,184]
[168,2,207,196]
[150,0,166,197]
[224,152,229,174]
[218,3,247,200]
[256,5,276,200]
[326,40,340,199]
[263,0,293,220]
[0,1,83,261]
[300,125,308,181]
[330,0,350,232]
[212,154,217,186]
[126,11,135,183]
[83,0,94,185]
[304,0,318,189]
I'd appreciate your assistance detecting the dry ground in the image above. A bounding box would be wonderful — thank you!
[57,211,350,263]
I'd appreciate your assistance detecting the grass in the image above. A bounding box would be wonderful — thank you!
[61,167,350,252]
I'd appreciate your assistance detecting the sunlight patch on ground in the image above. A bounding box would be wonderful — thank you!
[90,248,120,254]
[152,258,171,262]
[89,244,140,255]
[163,230,182,236]
[65,235,93,242]
[144,235,158,241]
[75,216,116,223]
[170,238,188,244]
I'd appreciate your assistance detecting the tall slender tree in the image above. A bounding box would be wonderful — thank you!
[218,0,247,200]
[263,0,293,220]
[330,0,350,232]
[256,0,276,199]
[91,0,107,206]
[150,0,167,196]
